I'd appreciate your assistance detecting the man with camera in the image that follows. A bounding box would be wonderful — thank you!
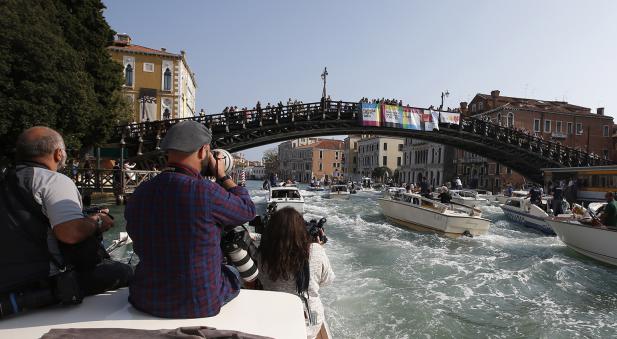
[0,127,133,317]
[125,121,256,318]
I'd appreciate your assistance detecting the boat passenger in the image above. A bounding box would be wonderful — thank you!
[420,176,431,198]
[0,127,132,314]
[125,121,256,318]
[600,192,617,227]
[258,207,335,339]
[551,187,567,216]
[505,183,513,197]
[528,185,542,206]
[438,186,452,204]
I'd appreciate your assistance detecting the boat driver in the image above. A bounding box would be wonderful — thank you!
[600,192,617,227]
[0,127,133,313]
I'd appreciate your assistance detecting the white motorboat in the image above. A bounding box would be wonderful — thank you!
[325,184,350,199]
[450,190,489,208]
[306,185,325,191]
[495,190,529,204]
[547,206,616,266]
[266,186,305,214]
[378,192,491,237]
[500,196,559,235]
[0,288,308,339]
[474,189,497,205]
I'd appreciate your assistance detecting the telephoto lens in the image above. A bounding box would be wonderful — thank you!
[221,227,259,282]
[211,149,234,174]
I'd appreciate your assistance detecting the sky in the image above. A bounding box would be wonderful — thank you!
[102,0,617,160]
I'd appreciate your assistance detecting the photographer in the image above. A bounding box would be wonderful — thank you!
[125,121,256,318]
[257,207,335,339]
[0,127,132,317]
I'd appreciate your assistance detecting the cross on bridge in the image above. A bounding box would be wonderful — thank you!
[109,100,613,183]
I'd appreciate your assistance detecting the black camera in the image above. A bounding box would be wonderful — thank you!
[305,218,327,244]
[221,226,259,282]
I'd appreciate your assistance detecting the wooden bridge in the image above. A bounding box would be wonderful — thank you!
[107,100,613,183]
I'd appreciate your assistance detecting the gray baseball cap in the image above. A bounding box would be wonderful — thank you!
[160,121,212,153]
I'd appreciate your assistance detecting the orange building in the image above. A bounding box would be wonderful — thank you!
[278,139,344,182]
[107,34,197,122]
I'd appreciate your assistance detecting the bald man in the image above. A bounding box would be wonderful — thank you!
[0,126,132,307]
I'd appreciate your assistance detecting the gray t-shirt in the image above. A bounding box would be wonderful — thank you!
[30,167,83,227]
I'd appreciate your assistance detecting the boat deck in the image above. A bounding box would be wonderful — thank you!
[0,288,307,339]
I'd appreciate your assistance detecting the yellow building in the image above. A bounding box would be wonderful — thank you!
[107,34,197,122]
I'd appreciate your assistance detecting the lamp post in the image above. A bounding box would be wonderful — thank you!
[321,67,328,99]
[440,90,450,111]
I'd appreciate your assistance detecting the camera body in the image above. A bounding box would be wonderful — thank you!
[220,226,259,282]
[305,218,327,244]
[212,149,234,174]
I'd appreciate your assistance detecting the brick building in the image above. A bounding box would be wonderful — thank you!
[455,90,616,191]
[278,138,345,182]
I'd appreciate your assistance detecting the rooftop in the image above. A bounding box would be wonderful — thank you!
[474,92,592,115]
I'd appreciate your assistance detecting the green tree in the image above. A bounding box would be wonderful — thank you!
[0,0,131,163]
[372,166,392,182]
[262,148,279,175]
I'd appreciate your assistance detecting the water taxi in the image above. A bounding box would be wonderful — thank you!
[378,192,491,237]
[450,190,489,208]
[547,203,615,266]
[500,197,557,235]
[325,184,350,199]
[266,186,305,214]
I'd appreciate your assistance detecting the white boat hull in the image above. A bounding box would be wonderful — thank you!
[379,198,491,237]
[501,205,554,235]
[547,219,617,266]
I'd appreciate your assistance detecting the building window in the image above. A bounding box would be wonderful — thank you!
[163,68,172,91]
[567,122,573,134]
[544,120,551,133]
[319,150,323,159]
[604,125,610,137]
[398,144,403,151]
[124,64,133,86]
[534,119,540,132]
[576,123,583,135]
[603,150,609,159]
[556,121,562,133]
[471,104,477,112]
[383,156,387,166]
[507,112,514,127]
[383,143,388,151]
[397,157,401,166]
[335,151,339,160]
[319,163,322,171]
[496,113,502,126]
[478,101,484,110]
[143,63,154,72]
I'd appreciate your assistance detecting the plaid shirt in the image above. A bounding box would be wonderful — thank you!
[125,163,256,318]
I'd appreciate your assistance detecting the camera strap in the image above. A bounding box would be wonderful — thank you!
[295,259,315,324]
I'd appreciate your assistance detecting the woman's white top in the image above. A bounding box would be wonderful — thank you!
[258,243,335,339]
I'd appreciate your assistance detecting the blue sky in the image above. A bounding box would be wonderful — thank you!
[103,0,617,160]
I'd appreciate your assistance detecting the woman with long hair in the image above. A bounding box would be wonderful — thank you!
[258,207,335,339]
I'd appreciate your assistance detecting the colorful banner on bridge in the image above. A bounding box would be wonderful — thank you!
[360,103,381,126]
[382,104,402,128]
[423,110,440,131]
[401,107,422,130]
[439,112,460,125]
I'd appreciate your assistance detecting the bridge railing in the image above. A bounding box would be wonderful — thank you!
[65,168,159,194]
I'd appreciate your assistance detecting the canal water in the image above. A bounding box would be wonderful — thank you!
[100,180,617,338]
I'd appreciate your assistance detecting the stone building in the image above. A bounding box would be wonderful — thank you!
[399,138,456,187]
[357,136,404,180]
[278,138,345,183]
[107,34,197,122]
[455,90,617,191]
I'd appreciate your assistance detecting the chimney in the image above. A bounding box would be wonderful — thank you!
[114,33,131,46]
[597,107,605,115]
[180,50,186,56]
[490,90,500,99]
[460,102,468,111]
[161,48,166,52]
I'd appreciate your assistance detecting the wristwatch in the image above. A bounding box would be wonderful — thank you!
[216,175,232,185]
